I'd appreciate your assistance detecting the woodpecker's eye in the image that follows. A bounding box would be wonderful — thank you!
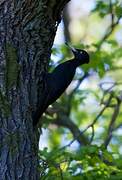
[80,51,83,54]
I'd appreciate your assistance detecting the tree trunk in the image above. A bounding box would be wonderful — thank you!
[0,0,70,179]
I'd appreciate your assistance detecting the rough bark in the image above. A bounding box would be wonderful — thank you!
[0,0,70,179]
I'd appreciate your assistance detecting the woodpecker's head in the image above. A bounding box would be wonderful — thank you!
[66,43,90,65]
[72,48,89,64]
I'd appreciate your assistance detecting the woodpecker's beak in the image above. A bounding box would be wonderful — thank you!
[65,42,77,53]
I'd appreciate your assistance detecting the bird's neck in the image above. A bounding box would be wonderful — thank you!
[72,58,82,67]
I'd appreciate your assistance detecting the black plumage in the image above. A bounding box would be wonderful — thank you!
[33,45,90,126]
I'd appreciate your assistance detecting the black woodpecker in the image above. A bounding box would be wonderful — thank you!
[33,44,90,126]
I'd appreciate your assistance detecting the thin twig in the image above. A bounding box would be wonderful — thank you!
[109,0,114,27]
[67,72,89,115]
[52,92,113,149]
[89,93,113,126]
[97,15,122,50]
[99,82,122,105]
[99,81,122,91]
[104,97,121,148]
[58,165,64,180]
[89,125,95,143]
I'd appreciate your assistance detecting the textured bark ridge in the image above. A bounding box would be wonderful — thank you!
[0,0,70,179]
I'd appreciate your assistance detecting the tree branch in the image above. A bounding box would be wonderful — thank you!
[104,97,121,148]
[97,1,122,50]
[53,114,89,146]
[83,92,113,132]
[97,15,121,50]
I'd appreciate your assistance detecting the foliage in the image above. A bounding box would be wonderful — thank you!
[39,0,122,179]
[39,145,122,180]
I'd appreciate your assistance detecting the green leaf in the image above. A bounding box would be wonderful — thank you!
[115,5,122,18]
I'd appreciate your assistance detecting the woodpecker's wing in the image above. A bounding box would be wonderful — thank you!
[44,61,76,106]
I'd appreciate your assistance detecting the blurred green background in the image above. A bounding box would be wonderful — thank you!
[39,0,122,179]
